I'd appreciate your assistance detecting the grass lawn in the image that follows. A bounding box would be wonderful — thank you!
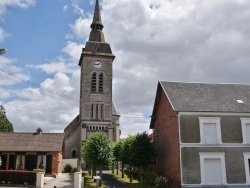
[83,173,108,188]
[113,170,148,188]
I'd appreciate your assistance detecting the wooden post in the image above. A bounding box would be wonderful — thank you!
[6,153,9,170]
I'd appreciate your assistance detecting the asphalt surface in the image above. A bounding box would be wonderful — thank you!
[102,173,129,188]
[44,173,73,188]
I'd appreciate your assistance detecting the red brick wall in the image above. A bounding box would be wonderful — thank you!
[48,152,63,175]
[153,86,181,187]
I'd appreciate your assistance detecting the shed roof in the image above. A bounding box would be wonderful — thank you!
[160,81,250,113]
[0,132,64,152]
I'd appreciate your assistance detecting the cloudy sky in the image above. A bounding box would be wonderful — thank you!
[0,0,250,137]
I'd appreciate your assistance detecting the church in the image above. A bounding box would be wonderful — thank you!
[64,0,120,160]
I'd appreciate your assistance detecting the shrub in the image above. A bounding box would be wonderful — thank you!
[141,171,158,186]
[71,168,77,173]
[33,169,45,173]
[63,164,72,173]
[154,176,169,188]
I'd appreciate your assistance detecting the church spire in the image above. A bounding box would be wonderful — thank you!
[90,0,103,30]
[89,0,105,42]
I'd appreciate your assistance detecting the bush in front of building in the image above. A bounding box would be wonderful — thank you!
[0,170,36,185]
[154,176,169,187]
[33,168,45,173]
[63,164,72,173]
[71,167,77,173]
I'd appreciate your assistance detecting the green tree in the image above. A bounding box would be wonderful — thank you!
[0,105,13,132]
[131,132,156,184]
[120,135,136,181]
[81,132,114,186]
[113,139,124,175]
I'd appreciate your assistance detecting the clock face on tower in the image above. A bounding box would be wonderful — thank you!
[93,60,103,69]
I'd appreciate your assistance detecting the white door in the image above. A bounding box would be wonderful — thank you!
[204,123,217,144]
[204,159,222,185]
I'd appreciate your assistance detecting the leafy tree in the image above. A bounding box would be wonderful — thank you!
[131,132,156,184]
[120,135,136,181]
[0,105,13,132]
[81,132,114,186]
[113,139,124,175]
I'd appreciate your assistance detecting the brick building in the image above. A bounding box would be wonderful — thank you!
[150,81,250,187]
[0,128,64,176]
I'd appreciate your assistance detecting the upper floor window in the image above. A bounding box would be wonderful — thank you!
[241,118,250,144]
[199,117,222,144]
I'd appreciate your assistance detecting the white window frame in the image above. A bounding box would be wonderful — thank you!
[243,152,250,184]
[199,117,222,144]
[200,152,227,185]
[241,118,250,144]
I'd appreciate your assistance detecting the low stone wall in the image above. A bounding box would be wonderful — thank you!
[62,158,78,170]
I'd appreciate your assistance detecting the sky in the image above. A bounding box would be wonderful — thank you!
[0,0,250,137]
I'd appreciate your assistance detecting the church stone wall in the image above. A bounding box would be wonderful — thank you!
[64,116,81,159]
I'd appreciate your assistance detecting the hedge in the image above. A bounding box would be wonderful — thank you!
[0,170,36,185]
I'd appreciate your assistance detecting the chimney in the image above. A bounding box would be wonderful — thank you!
[36,128,42,135]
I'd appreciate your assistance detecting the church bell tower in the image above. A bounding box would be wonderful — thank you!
[64,0,120,160]
[78,0,120,142]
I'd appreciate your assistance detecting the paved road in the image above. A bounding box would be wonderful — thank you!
[102,173,129,188]
[44,173,73,188]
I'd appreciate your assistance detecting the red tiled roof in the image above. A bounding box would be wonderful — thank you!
[0,132,64,152]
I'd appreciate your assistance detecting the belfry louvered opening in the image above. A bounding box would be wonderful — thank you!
[91,73,97,92]
[99,73,103,92]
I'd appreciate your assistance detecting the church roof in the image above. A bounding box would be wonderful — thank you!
[90,0,103,30]
[112,102,120,116]
[0,131,64,152]
[160,81,250,113]
[89,0,105,42]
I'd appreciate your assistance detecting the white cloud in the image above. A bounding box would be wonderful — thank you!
[62,41,83,61]
[0,27,7,41]
[63,5,69,12]
[70,16,91,41]
[0,0,35,15]
[3,0,250,138]
[27,57,77,75]
[0,56,30,86]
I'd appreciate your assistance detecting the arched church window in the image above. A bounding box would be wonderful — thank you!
[91,73,97,92]
[72,150,77,158]
[99,73,103,92]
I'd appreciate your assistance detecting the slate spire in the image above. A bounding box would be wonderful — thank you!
[89,0,105,42]
[91,0,103,30]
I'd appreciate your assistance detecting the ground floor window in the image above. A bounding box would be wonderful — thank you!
[25,155,37,171]
[37,155,46,169]
[1,153,52,172]
[200,152,227,185]
[16,154,25,170]
[243,153,250,184]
